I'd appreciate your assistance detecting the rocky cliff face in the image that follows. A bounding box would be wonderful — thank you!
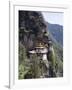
[19,11,49,50]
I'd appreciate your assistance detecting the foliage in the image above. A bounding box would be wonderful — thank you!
[19,42,30,79]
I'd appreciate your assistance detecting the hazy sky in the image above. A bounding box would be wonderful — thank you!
[42,12,63,26]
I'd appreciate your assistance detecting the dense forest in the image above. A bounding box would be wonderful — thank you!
[19,11,63,79]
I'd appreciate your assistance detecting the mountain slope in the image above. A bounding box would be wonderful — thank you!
[48,22,63,47]
[48,23,63,76]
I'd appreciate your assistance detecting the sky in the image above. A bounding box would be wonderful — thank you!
[42,12,64,26]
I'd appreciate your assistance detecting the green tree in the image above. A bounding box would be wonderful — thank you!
[19,42,30,79]
[29,54,41,78]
